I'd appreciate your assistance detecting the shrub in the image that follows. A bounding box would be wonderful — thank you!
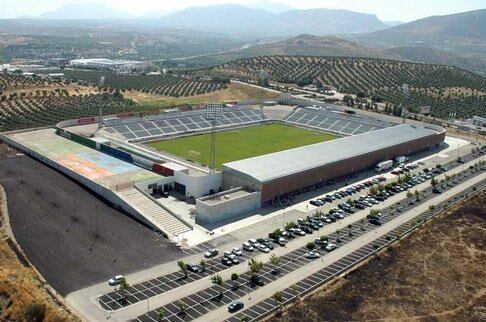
[25,303,46,322]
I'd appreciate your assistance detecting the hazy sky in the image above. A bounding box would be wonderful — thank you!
[1,0,485,21]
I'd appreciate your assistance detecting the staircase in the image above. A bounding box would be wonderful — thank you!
[117,188,191,236]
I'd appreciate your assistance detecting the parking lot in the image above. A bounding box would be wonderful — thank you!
[98,150,484,313]
[227,179,486,322]
[132,162,485,322]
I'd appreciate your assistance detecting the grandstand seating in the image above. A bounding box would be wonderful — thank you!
[103,107,265,140]
[285,107,394,135]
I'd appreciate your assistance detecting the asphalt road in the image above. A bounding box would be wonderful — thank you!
[0,155,182,295]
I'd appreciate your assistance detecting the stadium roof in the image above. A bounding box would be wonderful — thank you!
[222,124,438,183]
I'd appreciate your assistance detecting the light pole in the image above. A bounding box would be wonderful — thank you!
[205,102,224,173]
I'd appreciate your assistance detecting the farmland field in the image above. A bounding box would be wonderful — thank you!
[147,123,335,169]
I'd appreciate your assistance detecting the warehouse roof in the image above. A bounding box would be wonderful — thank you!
[222,124,439,183]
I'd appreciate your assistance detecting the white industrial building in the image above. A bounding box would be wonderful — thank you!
[69,58,146,71]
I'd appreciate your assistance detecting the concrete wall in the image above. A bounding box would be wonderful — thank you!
[174,171,222,201]
[195,188,261,224]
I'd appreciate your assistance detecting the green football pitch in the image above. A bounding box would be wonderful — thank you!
[147,123,336,169]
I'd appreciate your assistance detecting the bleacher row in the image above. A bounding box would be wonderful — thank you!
[103,108,265,140]
[285,108,394,135]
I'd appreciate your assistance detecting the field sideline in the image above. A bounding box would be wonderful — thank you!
[147,123,336,169]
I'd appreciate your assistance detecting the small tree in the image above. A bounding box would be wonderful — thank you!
[320,235,328,242]
[406,190,413,198]
[414,190,420,200]
[273,291,284,314]
[270,254,281,274]
[177,260,188,279]
[199,259,207,272]
[231,273,239,289]
[429,204,435,211]
[272,228,283,238]
[285,221,295,231]
[248,258,263,280]
[25,303,46,322]
[306,242,316,250]
[240,314,249,322]
[211,274,224,298]
[157,308,166,321]
[120,277,129,298]
[431,177,438,187]
[178,301,187,316]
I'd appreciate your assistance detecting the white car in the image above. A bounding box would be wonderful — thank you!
[228,254,240,264]
[108,275,125,286]
[232,247,243,256]
[223,251,233,258]
[242,242,254,252]
[257,244,270,253]
[248,239,257,245]
[305,251,320,259]
[292,228,305,236]
[325,243,337,251]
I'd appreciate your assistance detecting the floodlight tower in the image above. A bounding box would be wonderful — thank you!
[401,83,410,124]
[206,102,223,173]
[98,76,106,129]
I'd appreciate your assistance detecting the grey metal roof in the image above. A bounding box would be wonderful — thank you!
[222,124,438,183]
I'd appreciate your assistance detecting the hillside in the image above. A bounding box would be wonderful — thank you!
[385,46,486,76]
[351,9,486,48]
[171,35,401,68]
[349,9,486,74]
[212,56,486,119]
[157,5,388,36]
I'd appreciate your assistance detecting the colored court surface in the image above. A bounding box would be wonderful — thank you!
[147,123,336,169]
[8,129,160,186]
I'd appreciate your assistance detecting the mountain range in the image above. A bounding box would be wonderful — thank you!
[21,3,388,36]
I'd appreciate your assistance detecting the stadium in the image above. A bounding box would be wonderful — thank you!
[2,102,445,244]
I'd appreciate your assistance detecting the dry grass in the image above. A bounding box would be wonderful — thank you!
[271,191,486,322]
[0,184,78,321]
[124,82,279,106]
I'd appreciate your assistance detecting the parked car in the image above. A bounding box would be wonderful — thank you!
[325,243,337,251]
[204,248,219,258]
[302,226,313,234]
[222,257,233,266]
[305,251,320,259]
[232,247,243,256]
[228,254,240,264]
[292,228,305,236]
[257,244,270,253]
[368,217,382,226]
[242,242,254,252]
[228,301,244,313]
[276,237,287,246]
[187,264,202,273]
[108,275,125,286]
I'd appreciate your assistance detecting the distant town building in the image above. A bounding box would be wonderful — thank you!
[472,116,486,128]
[69,58,148,71]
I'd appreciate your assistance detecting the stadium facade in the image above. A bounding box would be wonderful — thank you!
[222,124,445,204]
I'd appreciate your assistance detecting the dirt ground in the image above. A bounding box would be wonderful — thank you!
[124,82,279,106]
[271,191,486,322]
